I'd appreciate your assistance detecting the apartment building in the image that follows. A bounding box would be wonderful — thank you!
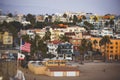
[99,27,113,37]
[57,42,73,60]
[90,37,120,60]
[115,19,120,33]
[47,40,60,57]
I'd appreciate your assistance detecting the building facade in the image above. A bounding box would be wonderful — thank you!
[90,37,120,60]
[57,42,73,60]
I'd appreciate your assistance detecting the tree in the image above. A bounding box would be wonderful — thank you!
[21,34,47,58]
[63,13,67,18]
[105,21,109,27]
[21,34,30,43]
[93,16,98,22]
[93,39,98,51]
[79,39,87,64]
[48,15,52,22]
[26,14,36,28]
[10,21,23,31]
[84,21,94,30]
[69,17,72,22]
[30,34,41,55]
[109,19,114,27]
[87,40,93,61]
[59,34,69,42]
[38,39,47,58]
[43,30,51,42]
[73,15,78,23]
[87,40,93,51]
[78,18,82,23]
[7,13,13,17]
[99,36,111,62]
[82,15,86,20]
[44,17,49,23]
[1,21,8,30]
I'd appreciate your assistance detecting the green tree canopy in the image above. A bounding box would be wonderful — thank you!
[26,14,36,28]
[59,34,69,42]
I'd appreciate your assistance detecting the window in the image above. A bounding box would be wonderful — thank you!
[110,51,113,53]
[69,29,72,32]
[116,42,118,45]
[110,46,113,49]
[107,50,109,52]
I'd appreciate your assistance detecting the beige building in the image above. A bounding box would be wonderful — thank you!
[28,60,80,77]
[36,15,44,22]
[2,32,13,45]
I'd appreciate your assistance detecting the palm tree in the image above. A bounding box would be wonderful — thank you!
[69,17,72,22]
[63,13,68,22]
[63,13,67,18]
[93,16,98,22]
[79,39,87,64]
[87,40,93,51]
[32,34,41,51]
[109,19,114,27]
[82,15,86,20]
[59,34,69,42]
[105,21,109,27]
[73,15,78,24]
[99,36,111,62]
[26,14,36,28]
[48,15,52,22]
[87,40,93,61]
[31,34,47,58]
[93,39,98,51]
[21,34,30,42]
[43,30,51,42]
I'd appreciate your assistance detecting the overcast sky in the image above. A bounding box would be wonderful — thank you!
[0,0,120,15]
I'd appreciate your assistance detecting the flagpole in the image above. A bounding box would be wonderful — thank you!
[20,37,22,53]
[17,35,22,71]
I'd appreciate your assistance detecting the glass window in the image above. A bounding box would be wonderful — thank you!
[110,46,113,49]
[110,51,113,53]
[116,42,118,45]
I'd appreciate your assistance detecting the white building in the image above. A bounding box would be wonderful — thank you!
[99,27,113,37]
[90,30,100,36]
[47,40,60,57]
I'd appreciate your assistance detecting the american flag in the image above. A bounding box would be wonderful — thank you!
[20,42,31,52]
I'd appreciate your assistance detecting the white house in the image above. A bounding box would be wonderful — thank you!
[47,40,60,57]
[99,27,113,37]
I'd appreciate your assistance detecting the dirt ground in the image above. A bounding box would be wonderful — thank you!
[1,61,120,80]
[18,62,120,80]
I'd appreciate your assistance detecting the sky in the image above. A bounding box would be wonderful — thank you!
[0,0,120,15]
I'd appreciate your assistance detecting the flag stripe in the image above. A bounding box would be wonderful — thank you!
[21,42,31,52]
